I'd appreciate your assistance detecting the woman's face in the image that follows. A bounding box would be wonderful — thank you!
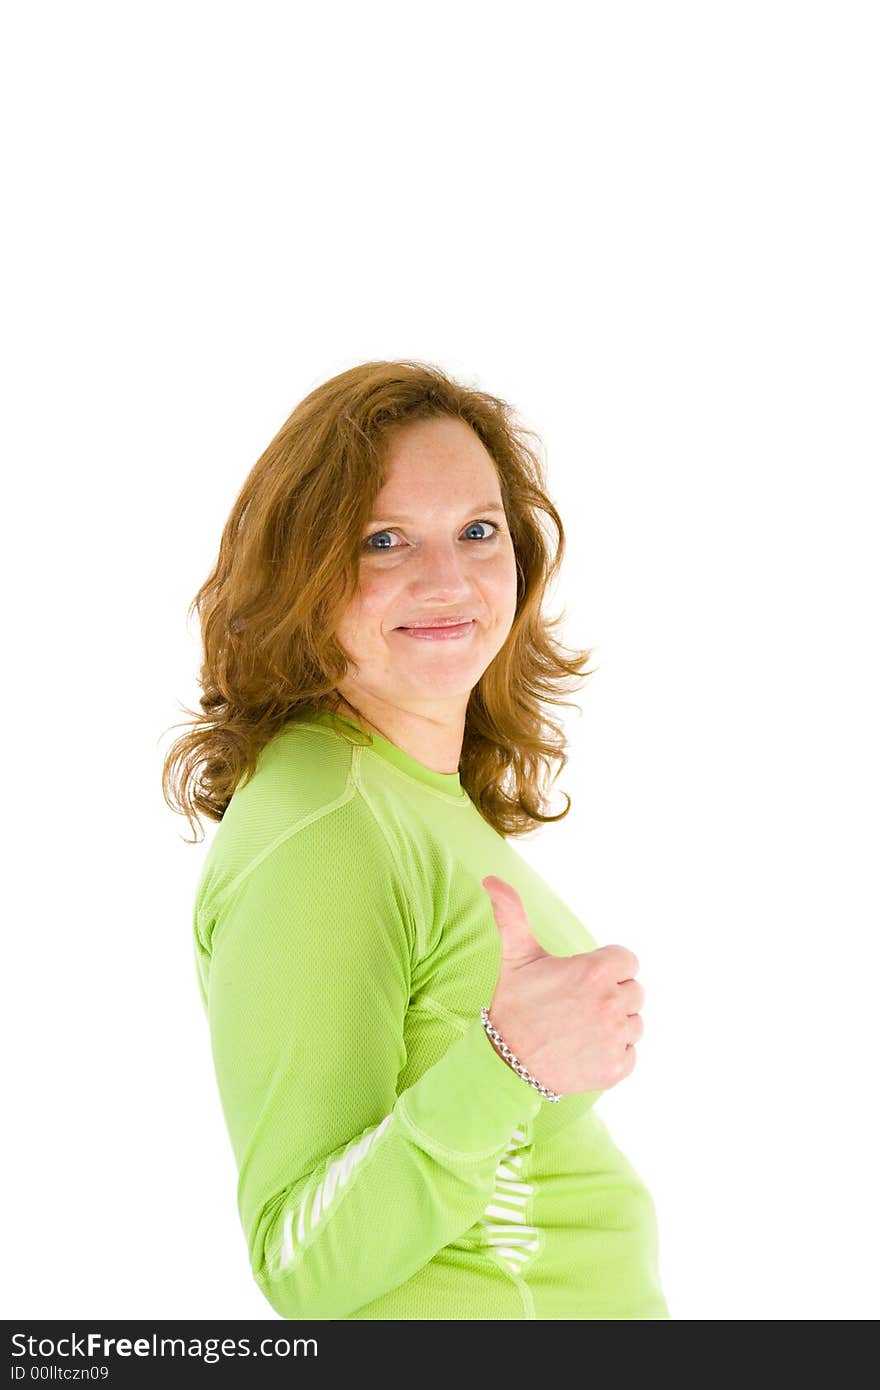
[334,416,519,718]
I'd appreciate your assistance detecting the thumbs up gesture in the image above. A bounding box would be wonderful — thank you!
[481,875,645,1096]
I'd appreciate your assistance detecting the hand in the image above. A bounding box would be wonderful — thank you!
[481,875,645,1095]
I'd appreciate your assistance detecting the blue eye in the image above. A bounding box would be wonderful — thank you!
[463,520,499,541]
[363,520,501,551]
[363,530,396,551]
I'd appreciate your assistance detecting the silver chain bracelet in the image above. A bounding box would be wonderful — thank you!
[480,1007,563,1102]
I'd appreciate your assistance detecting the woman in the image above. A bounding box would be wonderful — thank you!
[163,359,671,1320]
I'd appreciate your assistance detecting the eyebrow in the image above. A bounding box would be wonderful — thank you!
[368,502,507,523]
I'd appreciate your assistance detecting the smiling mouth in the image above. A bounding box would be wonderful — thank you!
[394,620,476,641]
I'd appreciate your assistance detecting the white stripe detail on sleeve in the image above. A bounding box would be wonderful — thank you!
[479,1124,542,1276]
[272,1112,395,1274]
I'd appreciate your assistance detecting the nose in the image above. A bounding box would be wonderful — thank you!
[404,538,475,602]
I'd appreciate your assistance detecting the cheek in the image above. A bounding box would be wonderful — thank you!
[356,575,394,622]
[486,552,519,616]
[338,573,394,642]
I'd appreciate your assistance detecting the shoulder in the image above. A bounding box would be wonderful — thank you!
[216,718,356,864]
[193,720,423,953]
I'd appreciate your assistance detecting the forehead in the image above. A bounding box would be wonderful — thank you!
[375,417,501,508]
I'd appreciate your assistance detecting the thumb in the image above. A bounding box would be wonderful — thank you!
[481,875,546,963]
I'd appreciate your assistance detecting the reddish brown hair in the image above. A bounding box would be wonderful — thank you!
[161,359,595,842]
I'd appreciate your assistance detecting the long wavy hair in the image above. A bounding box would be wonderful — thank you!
[161,359,596,843]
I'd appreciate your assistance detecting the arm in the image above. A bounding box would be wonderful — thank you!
[196,794,543,1320]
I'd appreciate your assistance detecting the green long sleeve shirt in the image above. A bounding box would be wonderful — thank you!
[192,704,670,1320]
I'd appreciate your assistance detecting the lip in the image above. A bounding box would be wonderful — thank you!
[394,620,476,641]
[397,614,474,628]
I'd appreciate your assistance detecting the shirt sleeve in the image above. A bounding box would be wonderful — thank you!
[196,791,545,1321]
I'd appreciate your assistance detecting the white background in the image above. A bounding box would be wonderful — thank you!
[3,1,878,1321]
